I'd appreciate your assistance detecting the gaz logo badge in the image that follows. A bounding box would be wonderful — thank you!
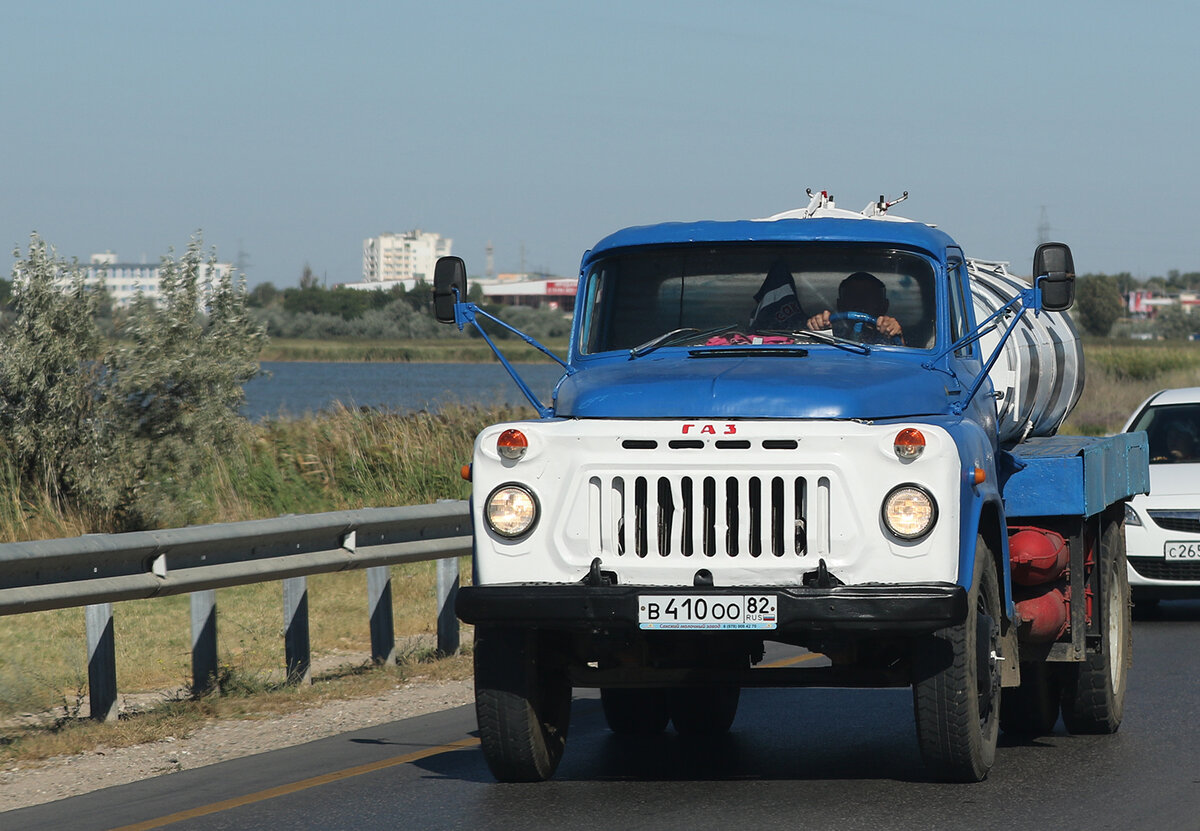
[681,424,737,435]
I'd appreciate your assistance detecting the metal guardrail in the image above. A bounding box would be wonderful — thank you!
[0,501,473,721]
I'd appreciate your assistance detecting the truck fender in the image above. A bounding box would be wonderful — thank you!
[961,497,1021,686]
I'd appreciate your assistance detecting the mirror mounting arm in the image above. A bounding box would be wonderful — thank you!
[451,290,573,420]
[950,289,1037,416]
[926,288,1040,417]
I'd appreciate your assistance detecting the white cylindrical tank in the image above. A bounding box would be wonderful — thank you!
[968,259,1085,444]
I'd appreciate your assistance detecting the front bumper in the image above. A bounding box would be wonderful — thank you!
[456,583,967,635]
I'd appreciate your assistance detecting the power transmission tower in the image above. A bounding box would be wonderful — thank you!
[1037,207,1051,246]
[236,240,252,275]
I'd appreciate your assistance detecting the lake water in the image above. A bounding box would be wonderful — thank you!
[242,362,567,420]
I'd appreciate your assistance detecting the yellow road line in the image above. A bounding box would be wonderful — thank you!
[760,651,824,668]
[110,736,480,831]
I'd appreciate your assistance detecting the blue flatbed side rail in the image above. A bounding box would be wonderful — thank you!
[1001,432,1150,519]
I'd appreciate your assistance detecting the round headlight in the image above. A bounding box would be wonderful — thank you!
[882,485,937,540]
[485,484,538,538]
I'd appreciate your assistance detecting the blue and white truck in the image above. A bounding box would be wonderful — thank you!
[433,190,1150,782]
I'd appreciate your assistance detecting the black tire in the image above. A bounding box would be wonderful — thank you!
[912,539,1002,782]
[473,626,572,782]
[601,687,670,735]
[1061,515,1131,734]
[668,685,741,735]
[1000,662,1061,736]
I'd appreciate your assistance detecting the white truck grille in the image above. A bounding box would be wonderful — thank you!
[587,472,830,560]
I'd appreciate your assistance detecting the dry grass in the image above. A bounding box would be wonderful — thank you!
[1061,340,1200,435]
[0,558,474,719]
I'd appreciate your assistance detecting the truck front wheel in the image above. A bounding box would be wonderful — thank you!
[912,540,1002,782]
[473,626,572,782]
[1060,514,1131,734]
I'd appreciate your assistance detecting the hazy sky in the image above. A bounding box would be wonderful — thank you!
[4,1,1197,287]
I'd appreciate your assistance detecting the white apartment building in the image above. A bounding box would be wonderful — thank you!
[362,230,452,284]
[54,252,233,308]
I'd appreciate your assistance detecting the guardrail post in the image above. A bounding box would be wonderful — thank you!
[367,566,397,664]
[436,557,460,656]
[283,577,311,685]
[85,603,118,722]
[190,590,219,694]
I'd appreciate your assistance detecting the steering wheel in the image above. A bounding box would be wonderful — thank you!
[827,311,903,345]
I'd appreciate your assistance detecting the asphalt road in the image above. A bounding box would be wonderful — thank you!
[9,601,1200,831]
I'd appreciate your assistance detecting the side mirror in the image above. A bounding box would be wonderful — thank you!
[433,256,468,324]
[1033,242,1075,312]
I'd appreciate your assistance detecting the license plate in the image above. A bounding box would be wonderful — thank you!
[1164,541,1200,560]
[638,594,777,630]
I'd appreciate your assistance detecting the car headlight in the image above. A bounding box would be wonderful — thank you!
[485,484,539,538]
[1124,502,1142,527]
[882,485,937,540]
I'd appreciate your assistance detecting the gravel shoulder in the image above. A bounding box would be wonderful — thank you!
[0,675,474,813]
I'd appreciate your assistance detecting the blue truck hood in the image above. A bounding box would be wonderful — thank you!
[555,351,953,420]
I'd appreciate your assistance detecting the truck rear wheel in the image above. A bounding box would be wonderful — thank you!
[999,662,1061,736]
[912,540,1002,782]
[668,685,740,735]
[473,626,572,782]
[1060,515,1131,734]
[601,688,670,735]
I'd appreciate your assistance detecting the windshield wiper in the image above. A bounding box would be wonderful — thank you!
[767,328,871,355]
[629,325,737,359]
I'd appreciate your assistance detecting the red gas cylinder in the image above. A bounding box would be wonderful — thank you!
[1008,527,1069,586]
[1014,583,1070,643]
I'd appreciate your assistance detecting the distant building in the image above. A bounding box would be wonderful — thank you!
[51,252,233,308]
[476,273,577,313]
[362,230,452,284]
[1127,289,1197,319]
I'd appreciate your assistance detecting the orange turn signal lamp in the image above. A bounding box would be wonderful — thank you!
[497,429,528,460]
[893,428,926,460]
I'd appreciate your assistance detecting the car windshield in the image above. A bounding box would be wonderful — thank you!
[1130,403,1200,464]
[579,244,937,355]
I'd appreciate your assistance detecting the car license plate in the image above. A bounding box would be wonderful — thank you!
[1164,541,1200,560]
[638,594,777,630]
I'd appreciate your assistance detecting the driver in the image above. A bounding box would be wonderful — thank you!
[805,271,904,344]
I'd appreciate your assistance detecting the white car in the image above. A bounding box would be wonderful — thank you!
[1122,387,1200,602]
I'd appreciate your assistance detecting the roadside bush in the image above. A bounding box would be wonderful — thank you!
[253,301,447,340]
[0,238,104,506]
[0,234,265,531]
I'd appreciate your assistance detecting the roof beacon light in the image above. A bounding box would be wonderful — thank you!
[497,429,529,461]
[894,428,926,460]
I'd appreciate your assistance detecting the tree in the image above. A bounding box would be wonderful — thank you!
[299,263,320,289]
[0,236,103,504]
[248,281,279,308]
[1155,305,1196,341]
[102,237,266,527]
[0,233,266,529]
[1074,274,1123,337]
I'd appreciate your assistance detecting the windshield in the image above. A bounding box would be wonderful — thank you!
[580,244,937,355]
[1130,403,1200,464]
